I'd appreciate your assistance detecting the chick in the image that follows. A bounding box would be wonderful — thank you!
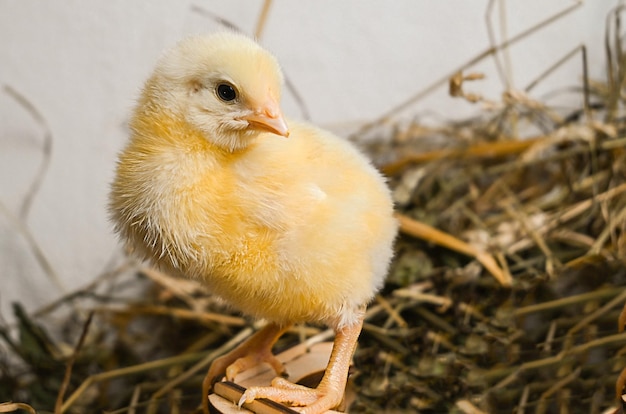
[109,32,397,413]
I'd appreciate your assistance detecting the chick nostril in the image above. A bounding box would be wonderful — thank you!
[264,108,278,119]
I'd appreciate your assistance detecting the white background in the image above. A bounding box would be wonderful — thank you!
[0,1,614,319]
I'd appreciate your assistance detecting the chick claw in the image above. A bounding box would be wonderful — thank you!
[239,377,342,414]
[225,350,286,381]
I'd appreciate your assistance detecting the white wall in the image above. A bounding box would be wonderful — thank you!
[0,1,613,318]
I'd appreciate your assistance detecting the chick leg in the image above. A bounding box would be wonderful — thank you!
[202,322,290,414]
[239,316,364,414]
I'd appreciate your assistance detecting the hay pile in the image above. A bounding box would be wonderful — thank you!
[2,3,626,414]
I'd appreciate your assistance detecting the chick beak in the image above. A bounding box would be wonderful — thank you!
[244,102,290,138]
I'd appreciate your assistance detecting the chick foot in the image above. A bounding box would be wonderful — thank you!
[239,318,364,414]
[240,377,342,414]
[202,323,290,414]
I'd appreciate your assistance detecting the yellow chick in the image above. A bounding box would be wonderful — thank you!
[109,32,397,414]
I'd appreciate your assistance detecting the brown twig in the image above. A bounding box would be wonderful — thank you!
[0,402,37,414]
[395,212,511,286]
[382,136,545,176]
[55,312,94,414]
[2,85,53,221]
[254,0,273,40]
[0,201,67,294]
[98,304,246,327]
[515,287,622,317]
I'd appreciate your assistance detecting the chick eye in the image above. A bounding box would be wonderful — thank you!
[216,83,237,102]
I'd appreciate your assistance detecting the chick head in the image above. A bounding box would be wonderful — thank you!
[152,32,289,152]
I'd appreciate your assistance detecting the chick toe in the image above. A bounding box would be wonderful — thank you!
[239,377,337,412]
[226,349,286,381]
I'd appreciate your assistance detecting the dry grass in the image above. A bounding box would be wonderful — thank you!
[2,1,626,413]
